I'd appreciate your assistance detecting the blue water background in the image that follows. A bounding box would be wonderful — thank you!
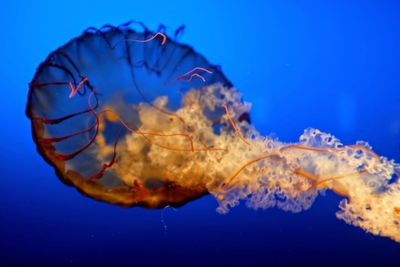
[1,0,400,266]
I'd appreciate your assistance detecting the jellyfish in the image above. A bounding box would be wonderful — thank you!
[26,22,400,243]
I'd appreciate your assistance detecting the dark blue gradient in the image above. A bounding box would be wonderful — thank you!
[1,0,400,266]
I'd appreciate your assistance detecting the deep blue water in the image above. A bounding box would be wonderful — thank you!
[1,0,400,266]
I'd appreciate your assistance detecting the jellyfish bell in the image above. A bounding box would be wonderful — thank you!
[26,22,236,208]
[27,22,400,243]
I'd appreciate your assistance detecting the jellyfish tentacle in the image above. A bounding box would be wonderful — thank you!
[112,31,167,49]
[53,91,100,161]
[37,121,97,144]
[30,56,99,125]
[176,67,213,78]
[99,107,224,153]
[176,67,213,83]
[124,38,187,124]
[32,99,98,125]
[69,77,89,98]
[280,144,380,160]
[29,81,70,88]
[223,155,320,188]
[89,127,124,180]
[223,103,251,146]
[222,144,374,194]
[293,168,319,182]
[174,66,214,107]
[306,169,368,191]
[224,153,279,186]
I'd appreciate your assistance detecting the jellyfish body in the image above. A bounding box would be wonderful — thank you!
[27,22,400,242]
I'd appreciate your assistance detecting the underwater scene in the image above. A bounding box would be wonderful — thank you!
[2,0,400,266]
